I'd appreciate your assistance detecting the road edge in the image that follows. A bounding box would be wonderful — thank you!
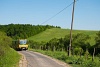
[18,52,28,67]
[29,51,71,67]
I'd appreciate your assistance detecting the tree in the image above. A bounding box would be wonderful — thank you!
[63,35,70,52]
[95,31,100,48]
[48,38,59,51]
[0,24,59,39]
[94,31,100,55]
[73,33,90,50]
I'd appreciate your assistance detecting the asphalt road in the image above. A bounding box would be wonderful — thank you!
[19,51,70,67]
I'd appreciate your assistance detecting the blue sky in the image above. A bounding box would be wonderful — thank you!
[0,0,100,30]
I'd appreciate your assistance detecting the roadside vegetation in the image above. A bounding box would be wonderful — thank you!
[0,24,60,67]
[30,49,100,67]
[28,29,100,67]
[0,23,100,67]
[0,31,20,67]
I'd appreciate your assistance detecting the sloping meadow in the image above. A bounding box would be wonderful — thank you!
[0,31,20,67]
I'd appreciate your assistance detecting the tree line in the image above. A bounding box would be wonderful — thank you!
[28,32,100,67]
[29,31,100,56]
[0,24,60,39]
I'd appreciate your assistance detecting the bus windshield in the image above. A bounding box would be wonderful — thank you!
[19,40,27,45]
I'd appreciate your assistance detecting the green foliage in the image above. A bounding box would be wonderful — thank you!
[29,33,92,55]
[0,48,20,67]
[73,33,90,48]
[0,31,12,56]
[28,30,100,67]
[95,31,100,47]
[81,58,100,67]
[73,47,83,56]
[28,40,45,50]
[31,49,100,67]
[92,31,100,55]
[0,31,20,67]
[28,28,97,45]
[0,24,60,39]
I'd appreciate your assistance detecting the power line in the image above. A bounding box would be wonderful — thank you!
[41,0,79,25]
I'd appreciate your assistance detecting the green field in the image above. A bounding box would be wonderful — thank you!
[28,28,98,45]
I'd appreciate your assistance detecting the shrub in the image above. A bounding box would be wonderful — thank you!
[81,60,100,67]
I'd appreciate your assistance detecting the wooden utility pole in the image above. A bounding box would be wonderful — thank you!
[68,0,76,56]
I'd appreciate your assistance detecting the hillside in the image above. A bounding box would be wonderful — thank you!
[0,31,20,67]
[0,24,59,39]
[28,28,98,45]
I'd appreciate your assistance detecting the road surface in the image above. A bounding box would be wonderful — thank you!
[19,51,70,67]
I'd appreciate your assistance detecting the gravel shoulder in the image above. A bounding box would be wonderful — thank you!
[18,52,28,67]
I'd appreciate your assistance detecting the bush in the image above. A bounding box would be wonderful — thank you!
[81,59,100,67]
[65,56,84,64]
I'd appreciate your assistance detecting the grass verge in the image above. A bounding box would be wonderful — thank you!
[0,48,20,67]
[30,49,100,67]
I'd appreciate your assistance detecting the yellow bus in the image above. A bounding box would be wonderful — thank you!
[12,39,28,50]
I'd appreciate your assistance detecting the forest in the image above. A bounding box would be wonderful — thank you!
[0,24,60,39]
[29,32,100,55]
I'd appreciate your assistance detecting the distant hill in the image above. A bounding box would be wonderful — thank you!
[28,28,98,45]
[0,24,60,39]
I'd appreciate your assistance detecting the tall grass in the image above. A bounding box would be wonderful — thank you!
[0,48,20,67]
[0,31,20,67]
